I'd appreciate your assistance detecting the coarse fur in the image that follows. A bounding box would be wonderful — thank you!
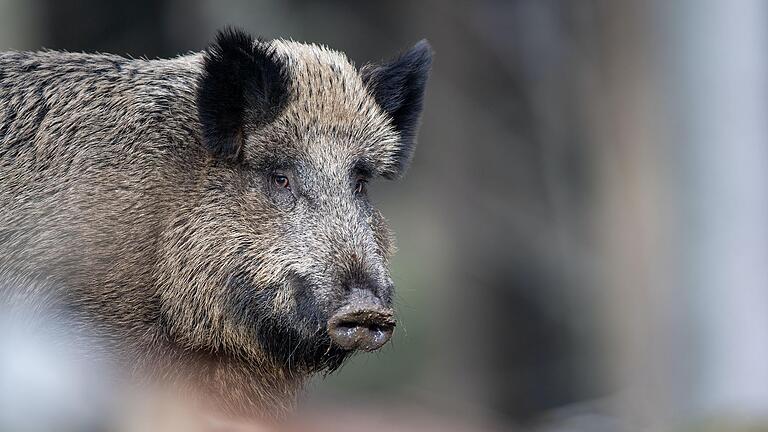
[0,28,432,417]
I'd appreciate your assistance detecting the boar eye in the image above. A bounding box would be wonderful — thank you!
[354,177,368,195]
[272,174,290,189]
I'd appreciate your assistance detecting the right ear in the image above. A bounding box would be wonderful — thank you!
[360,40,433,178]
[197,28,289,161]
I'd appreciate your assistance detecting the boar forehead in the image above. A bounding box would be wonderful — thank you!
[242,40,401,175]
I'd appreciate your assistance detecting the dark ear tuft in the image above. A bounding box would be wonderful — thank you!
[361,40,433,177]
[197,28,289,161]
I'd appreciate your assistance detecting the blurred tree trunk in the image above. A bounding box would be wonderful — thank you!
[590,0,679,427]
[660,0,768,427]
[594,0,768,429]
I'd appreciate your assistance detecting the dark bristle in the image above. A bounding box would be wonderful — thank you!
[361,40,433,178]
[197,27,290,161]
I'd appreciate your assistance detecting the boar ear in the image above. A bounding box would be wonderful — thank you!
[197,28,289,161]
[361,40,433,177]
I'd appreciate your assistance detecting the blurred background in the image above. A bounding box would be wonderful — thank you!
[1,0,767,430]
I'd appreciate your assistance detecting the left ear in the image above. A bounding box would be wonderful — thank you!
[361,40,433,178]
[197,28,289,162]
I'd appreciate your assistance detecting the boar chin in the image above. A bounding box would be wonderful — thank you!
[226,273,350,372]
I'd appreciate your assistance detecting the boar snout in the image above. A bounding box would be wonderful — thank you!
[327,288,395,352]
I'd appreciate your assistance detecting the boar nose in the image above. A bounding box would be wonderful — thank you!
[327,288,395,352]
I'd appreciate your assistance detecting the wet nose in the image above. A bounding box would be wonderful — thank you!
[327,288,395,352]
